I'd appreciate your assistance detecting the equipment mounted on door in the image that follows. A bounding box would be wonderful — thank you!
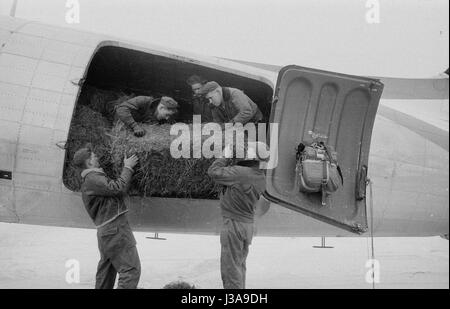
[295,141,344,206]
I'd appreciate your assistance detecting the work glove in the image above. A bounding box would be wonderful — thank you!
[133,126,145,137]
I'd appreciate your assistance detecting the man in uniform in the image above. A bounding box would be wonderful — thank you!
[186,75,213,122]
[199,81,263,125]
[115,95,179,137]
[72,145,141,289]
[207,142,268,289]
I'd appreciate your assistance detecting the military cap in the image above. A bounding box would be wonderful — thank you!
[72,147,92,169]
[160,96,179,109]
[186,75,206,86]
[198,81,220,95]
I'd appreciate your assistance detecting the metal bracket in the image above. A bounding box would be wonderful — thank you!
[308,130,328,140]
[369,82,379,92]
[313,237,334,249]
[71,77,86,87]
[356,166,368,201]
[146,232,166,240]
[55,141,67,150]
[272,96,279,105]
[351,223,368,234]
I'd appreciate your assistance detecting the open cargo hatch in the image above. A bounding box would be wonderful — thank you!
[264,65,384,234]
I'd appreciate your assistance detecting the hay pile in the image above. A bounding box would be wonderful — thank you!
[77,85,134,121]
[63,86,224,199]
[109,123,222,198]
[63,104,113,191]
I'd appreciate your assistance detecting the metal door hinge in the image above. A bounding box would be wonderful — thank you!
[71,77,85,87]
[55,141,67,150]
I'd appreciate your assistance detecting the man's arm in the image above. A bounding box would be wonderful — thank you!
[115,96,153,130]
[230,90,256,124]
[208,158,245,186]
[211,107,224,124]
[84,167,133,197]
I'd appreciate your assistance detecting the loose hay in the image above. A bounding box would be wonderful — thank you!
[78,85,135,121]
[63,86,224,199]
[63,104,113,191]
[109,122,222,199]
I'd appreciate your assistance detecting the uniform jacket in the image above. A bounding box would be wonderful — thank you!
[192,95,214,123]
[80,167,133,228]
[211,87,263,125]
[115,96,160,130]
[208,158,265,223]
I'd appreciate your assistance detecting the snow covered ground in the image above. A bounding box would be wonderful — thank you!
[0,222,448,289]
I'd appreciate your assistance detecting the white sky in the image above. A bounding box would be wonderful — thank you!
[0,0,448,77]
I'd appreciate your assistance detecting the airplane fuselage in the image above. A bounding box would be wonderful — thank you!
[0,16,448,237]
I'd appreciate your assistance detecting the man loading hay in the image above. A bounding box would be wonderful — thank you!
[186,74,214,123]
[115,95,179,137]
[198,81,263,125]
[208,141,269,289]
[72,145,141,289]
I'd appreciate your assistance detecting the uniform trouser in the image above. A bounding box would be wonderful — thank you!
[220,217,254,289]
[95,214,141,289]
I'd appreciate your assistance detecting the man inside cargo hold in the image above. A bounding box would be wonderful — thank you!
[115,96,179,137]
[186,75,213,122]
[73,145,141,289]
[208,142,268,289]
[198,81,263,125]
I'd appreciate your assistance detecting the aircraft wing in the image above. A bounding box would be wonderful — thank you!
[223,58,449,100]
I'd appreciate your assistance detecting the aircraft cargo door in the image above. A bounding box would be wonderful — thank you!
[265,65,384,233]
